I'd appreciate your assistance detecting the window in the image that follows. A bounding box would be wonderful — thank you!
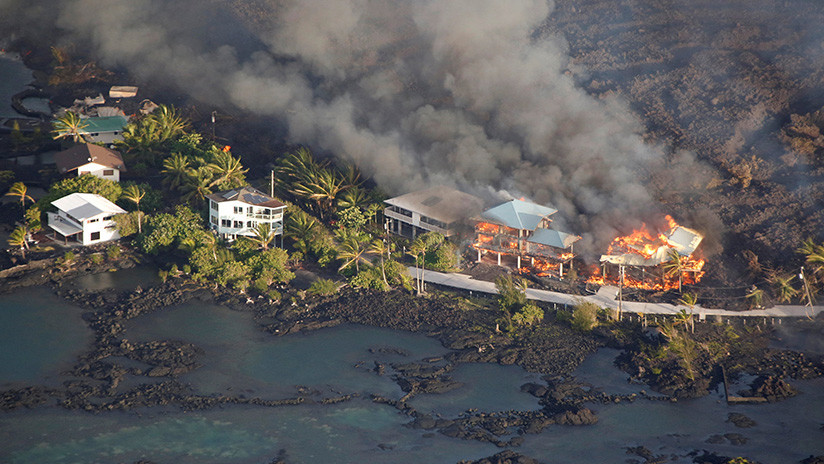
[88,218,99,223]
[102,216,112,221]
[248,206,253,214]
[90,231,100,241]
[247,221,255,228]
[234,206,243,214]
[233,221,243,228]
[211,201,218,211]
[221,219,231,227]
[210,215,217,225]
[103,169,114,176]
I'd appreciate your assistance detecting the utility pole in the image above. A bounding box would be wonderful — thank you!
[618,265,625,321]
[211,111,217,141]
[800,266,814,320]
[270,170,275,198]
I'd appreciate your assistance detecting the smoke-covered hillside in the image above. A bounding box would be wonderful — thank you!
[2,0,823,282]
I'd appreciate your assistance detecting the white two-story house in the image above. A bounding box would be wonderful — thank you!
[54,143,126,182]
[206,186,286,243]
[47,193,126,245]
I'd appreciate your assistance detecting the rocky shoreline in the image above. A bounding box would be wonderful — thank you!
[2,255,824,463]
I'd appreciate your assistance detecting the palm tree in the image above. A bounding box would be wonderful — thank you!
[799,238,824,275]
[337,234,369,272]
[52,111,89,142]
[768,272,799,303]
[285,210,319,255]
[181,167,214,205]
[121,185,146,233]
[162,153,192,191]
[746,285,765,309]
[408,237,428,295]
[148,105,188,142]
[663,248,685,292]
[7,226,29,260]
[292,169,347,220]
[207,150,247,190]
[368,238,393,286]
[4,182,34,216]
[337,187,370,211]
[677,292,698,333]
[250,223,276,250]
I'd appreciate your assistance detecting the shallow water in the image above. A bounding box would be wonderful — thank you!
[1,284,823,463]
[66,265,160,292]
[0,53,38,118]
[0,290,92,388]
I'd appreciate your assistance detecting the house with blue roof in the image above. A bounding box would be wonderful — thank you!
[473,199,580,277]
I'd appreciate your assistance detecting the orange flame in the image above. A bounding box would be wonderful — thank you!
[587,215,705,291]
[222,145,231,152]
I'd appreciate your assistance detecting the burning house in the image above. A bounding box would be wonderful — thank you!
[590,216,705,291]
[473,199,580,277]
[384,186,484,239]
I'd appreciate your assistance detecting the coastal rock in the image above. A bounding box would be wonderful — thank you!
[456,449,542,464]
[727,412,757,428]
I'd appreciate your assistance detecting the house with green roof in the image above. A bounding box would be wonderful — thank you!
[473,199,580,277]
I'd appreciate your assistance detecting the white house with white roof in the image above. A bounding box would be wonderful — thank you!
[47,193,126,245]
[205,186,286,243]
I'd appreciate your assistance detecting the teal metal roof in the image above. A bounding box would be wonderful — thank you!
[481,199,557,230]
[527,228,580,249]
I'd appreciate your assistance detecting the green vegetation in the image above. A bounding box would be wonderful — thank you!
[494,275,543,331]
[308,278,340,296]
[39,174,122,208]
[570,300,599,332]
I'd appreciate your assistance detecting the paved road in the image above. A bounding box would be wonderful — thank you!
[411,267,824,319]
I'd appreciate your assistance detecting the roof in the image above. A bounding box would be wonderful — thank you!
[528,228,581,249]
[481,199,557,231]
[666,226,703,256]
[52,193,126,221]
[205,186,285,208]
[54,143,125,173]
[384,186,484,224]
[600,226,704,266]
[82,115,128,133]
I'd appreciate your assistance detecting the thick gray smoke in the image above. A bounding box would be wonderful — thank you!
[48,0,706,251]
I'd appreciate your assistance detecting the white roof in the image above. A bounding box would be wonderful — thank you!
[385,186,483,224]
[52,193,126,221]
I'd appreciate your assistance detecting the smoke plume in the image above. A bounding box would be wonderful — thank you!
[41,0,711,251]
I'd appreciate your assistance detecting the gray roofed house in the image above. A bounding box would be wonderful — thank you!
[473,199,579,276]
[384,186,484,239]
[47,193,126,246]
[528,228,580,249]
[480,199,557,231]
[205,186,286,243]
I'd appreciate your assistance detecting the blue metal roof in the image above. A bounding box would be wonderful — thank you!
[481,199,557,230]
[527,228,580,249]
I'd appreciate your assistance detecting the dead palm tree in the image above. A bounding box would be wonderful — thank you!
[7,226,29,260]
[121,185,146,233]
[5,182,34,217]
[746,285,765,309]
[52,111,89,142]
